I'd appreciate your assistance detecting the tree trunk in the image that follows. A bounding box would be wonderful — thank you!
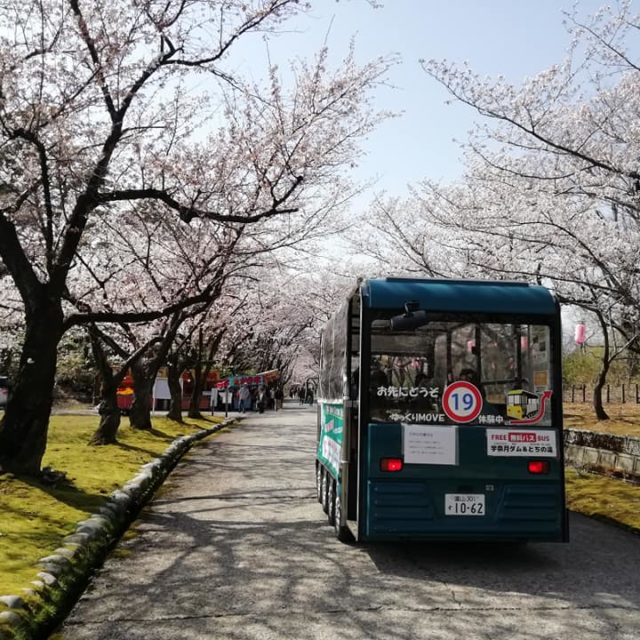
[90,388,121,445]
[593,376,609,420]
[88,328,122,445]
[0,302,64,475]
[129,361,153,430]
[188,362,204,419]
[166,362,184,422]
[129,312,183,429]
[593,312,610,421]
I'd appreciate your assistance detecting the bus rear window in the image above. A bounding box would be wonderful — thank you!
[368,317,553,426]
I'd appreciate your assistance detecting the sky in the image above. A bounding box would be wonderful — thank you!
[232,0,612,203]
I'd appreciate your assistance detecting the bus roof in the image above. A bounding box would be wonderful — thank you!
[361,278,557,316]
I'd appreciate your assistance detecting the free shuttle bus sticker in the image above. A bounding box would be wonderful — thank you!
[486,429,557,457]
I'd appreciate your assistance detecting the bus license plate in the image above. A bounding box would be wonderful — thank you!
[445,494,485,516]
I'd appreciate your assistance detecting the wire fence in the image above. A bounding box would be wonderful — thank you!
[563,384,640,404]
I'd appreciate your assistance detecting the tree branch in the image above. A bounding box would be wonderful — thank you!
[96,181,303,223]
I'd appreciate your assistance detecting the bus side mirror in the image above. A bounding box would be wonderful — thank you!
[390,309,428,331]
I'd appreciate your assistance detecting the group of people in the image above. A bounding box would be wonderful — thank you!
[295,386,314,405]
[286,385,314,405]
[236,384,285,414]
[227,381,317,414]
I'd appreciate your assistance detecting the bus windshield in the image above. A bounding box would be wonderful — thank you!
[368,315,553,426]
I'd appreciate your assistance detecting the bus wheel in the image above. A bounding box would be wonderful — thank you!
[321,469,329,514]
[315,464,323,503]
[334,493,353,543]
[327,479,336,526]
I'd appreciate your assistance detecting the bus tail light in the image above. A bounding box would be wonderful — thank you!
[528,460,549,474]
[380,458,403,472]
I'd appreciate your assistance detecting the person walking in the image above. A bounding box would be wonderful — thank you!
[265,385,273,410]
[257,385,267,413]
[238,384,251,413]
[274,386,284,411]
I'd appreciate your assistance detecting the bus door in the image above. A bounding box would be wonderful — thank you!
[316,298,357,540]
[346,293,361,525]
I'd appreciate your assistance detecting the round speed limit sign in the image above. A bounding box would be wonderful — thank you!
[442,381,483,423]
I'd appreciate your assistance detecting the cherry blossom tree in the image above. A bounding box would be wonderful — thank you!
[87,323,162,444]
[171,325,227,421]
[347,2,640,420]
[164,289,254,421]
[0,0,392,475]
[0,276,22,377]
[205,265,345,395]
[421,2,640,417]
[83,214,247,436]
[80,184,355,433]
[420,5,640,282]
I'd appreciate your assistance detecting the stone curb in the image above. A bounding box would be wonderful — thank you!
[0,417,237,640]
[564,428,640,457]
[564,429,640,482]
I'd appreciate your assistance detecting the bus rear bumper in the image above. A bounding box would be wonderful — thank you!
[364,480,567,542]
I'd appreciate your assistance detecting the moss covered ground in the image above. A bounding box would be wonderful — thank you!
[0,414,221,597]
[565,467,640,532]
[564,401,640,437]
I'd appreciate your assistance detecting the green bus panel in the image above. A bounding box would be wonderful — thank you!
[317,402,344,479]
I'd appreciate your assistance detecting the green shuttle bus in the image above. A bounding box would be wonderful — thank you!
[316,277,568,543]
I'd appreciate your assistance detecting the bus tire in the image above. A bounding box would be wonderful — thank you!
[321,468,329,514]
[316,463,323,503]
[334,493,353,543]
[327,479,336,526]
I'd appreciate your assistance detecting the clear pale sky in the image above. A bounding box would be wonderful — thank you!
[233,0,611,199]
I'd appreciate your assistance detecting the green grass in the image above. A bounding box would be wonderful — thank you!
[0,414,222,597]
[565,467,640,532]
[564,402,640,437]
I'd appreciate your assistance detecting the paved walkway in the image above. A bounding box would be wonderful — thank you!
[57,401,640,639]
